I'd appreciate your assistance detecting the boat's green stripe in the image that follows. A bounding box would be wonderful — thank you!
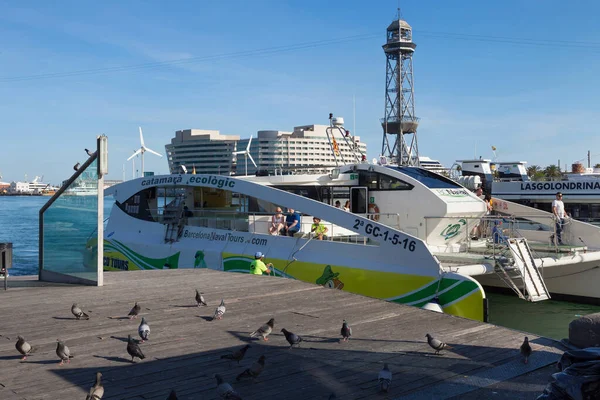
[438,281,479,305]
[393,278,458,304]
[401,280,479,308]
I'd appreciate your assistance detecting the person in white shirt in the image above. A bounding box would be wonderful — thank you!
[269,207,285,235]
[552,192,568,245]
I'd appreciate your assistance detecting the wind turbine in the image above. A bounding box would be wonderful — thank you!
[233,135,256,176]
[127,127,163,177]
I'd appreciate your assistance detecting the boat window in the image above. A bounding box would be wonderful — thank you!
[358,170,413,191]
[388,166,462,189]
[117,188,156,222]
[274,186,321,201]
[358,171,378,189]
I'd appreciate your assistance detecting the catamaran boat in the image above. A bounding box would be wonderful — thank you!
[96,118,600,322]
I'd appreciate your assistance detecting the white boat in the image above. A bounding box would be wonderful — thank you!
[455,159,600,223]
[95,118,600,322]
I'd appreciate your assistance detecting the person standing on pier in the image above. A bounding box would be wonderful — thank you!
[250,252,273,275]
[552,192,568,245]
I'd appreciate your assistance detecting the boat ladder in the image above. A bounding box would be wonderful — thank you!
[164,197,185,243]
[495,237,550,302]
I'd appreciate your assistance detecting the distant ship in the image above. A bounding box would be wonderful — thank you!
[6,176,58,195]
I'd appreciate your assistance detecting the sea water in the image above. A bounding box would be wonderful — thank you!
[1,196,599,339]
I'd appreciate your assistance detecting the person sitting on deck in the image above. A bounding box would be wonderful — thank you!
[311,217,328,240]
[249,252,272,275]
[284,208,301,237]
[269,207,285,236]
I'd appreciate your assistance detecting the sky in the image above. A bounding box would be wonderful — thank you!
[2,0,600,184]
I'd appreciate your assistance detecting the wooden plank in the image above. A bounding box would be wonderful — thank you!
[0,269,562,399]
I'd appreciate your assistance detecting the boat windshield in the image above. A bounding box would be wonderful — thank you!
[387,166,462,189]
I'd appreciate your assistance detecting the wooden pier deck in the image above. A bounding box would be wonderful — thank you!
[0,270,563,399]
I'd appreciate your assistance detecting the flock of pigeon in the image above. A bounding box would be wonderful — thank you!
[12,289,534,399]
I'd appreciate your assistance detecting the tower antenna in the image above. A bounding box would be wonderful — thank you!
[381,10,420,166]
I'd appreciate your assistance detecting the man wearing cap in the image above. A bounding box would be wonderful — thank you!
[250,252,273,275]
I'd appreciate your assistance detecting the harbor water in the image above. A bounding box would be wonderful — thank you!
[1,196,599,340]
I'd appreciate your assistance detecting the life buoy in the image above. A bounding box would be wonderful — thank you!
[368,203,380,221]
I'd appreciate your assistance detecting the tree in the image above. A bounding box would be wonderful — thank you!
[594,163,600,169]
[527,165,541,178]
[544,164,562,180]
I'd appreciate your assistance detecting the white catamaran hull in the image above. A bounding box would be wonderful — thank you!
[99,174,488,321]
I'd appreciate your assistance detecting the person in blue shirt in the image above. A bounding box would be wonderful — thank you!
[284,208,301,237]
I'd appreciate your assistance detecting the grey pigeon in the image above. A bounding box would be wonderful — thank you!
[15,335,34,360]
[138,317,150,343]
[128,302,141,319]
[281,328,302,349]
[196,289,207,307]
[56,339,73,365]
[236,355,265,381]
[85,371,104,400]
[426,333,448,355]
[71,303,90,320]
[250,318,274,341]
[340,320,352,342]
[213,299,226,320]
[221,344,251,365]
[215,374,243,399]
[378,363,392,393]
[520,336,532,364]
[127,334,145,362]
[166,389,178,400]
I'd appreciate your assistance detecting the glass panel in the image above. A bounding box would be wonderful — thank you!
[41,159,102,283]
[388,166,462,189]
[351,187,367,214]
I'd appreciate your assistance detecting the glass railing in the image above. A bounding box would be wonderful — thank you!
[39,157,100,284]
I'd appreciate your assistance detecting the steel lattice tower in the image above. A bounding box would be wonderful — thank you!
[381,16,419,166]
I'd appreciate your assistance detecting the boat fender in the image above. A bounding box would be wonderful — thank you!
[422,297,444,314]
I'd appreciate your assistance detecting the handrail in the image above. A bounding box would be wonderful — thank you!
[38,151,98,275]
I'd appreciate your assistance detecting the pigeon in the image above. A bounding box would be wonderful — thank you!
[15,335,34,360]
[520,336,532,364]
[426,333,448,355]
[378,363,392,393]
[196,290,207,307]
[74,162,80,171]
[166,389,178,400]
[215,374,243,399]
[128,302,141,319]
[85,372,104,400]
[340,320,352,342]
[221,344,251,365]
[71,303,90,320]
[236,355,266,381]
[281,328,302,349]
[250,318,274,341]
[138,317,150,343]
[56,339,73,365]
[127,334,145,362]
[212,299,226,320]
[85,148,93,157]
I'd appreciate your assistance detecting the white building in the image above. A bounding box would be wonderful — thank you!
[165,124,367,176]
[8,181,30,194]
[165,129,239,175]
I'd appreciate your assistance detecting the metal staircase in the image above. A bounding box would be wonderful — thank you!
[497,238,550,302]
[164,196,185,243]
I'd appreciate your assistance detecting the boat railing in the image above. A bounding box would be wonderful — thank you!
[426,213,573,255]
[145,208,401,246]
